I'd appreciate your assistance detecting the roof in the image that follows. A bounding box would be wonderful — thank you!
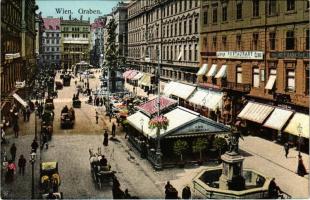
[43,18,60,30]
[136,96,177,116]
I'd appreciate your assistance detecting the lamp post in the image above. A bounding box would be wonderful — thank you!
[30,152,36,199]
[34,107,38,140]
[297,123,302,156]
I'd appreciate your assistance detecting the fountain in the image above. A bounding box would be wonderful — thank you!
[193,131,272,199]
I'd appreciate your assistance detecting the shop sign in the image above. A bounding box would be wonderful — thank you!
[216,51,264,60]
[15,81,25,88]
[270,51,309,59]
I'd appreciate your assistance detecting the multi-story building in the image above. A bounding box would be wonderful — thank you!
[127,0,200,93]
[199,0,309,144]
[35,12,45,67]
[42,17,61,68]
[112,1,129,59]
[1,0,37,117]
[60,16,90,69]
[90,16,106,67]
[103,14,113,65]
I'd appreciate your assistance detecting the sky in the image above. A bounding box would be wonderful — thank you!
[37,0,121,22]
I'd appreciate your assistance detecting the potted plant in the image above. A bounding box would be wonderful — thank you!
[192,138,209,165]
[173,140,188,168]
[213,137,228,163]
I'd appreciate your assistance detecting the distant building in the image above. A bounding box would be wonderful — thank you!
[42,17,61,68]
[35,12,44,67]
[90,16,106,68]
[60,15,91,69]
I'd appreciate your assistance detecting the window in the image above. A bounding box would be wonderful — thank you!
[46,39,49,44]
[306,30,309,50]
[222,6,227,22]
[203,11,208,24]
[212,36,217,49]
[189,0,192,9]
[237,2,243,19]
[163,26,165,37]
[269,32,276,50]
[236,66,243,83]
[253,33,259,50]
[184,0,187,10]
[179,1,182,12]
[252,67,260,88]
[170,24,173,37]
[52,39,54,44]
[222,36,227,50]
[306,63,309,95]
[236,34,242,50]
[189,45,192,61]
[183,20,187,34]
[204,37,208,50]
[189,19,192,34]
[183,45,187,61]
[286,69,295,92]
[175,23,177,36]
[179,22,182,35]
[212,7,217,23]
[287,0,295,11]
[286,30,295,50]
[253,0,259,17]
[175,2,177,13]
[194,18,198,33]
[268,0,277,15]
[194,44,198,61]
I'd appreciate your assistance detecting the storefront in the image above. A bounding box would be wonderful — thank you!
[127,106,230,167]
[163,81,196,106]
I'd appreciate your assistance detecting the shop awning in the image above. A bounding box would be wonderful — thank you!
[196,64,208,76]
[188,89,223,110]
[206,64,217,77]
[136,96,177,116]
[12,93,28,108]
[263,108,294,130]
[123,70,133,78]
[215,65,227,78]
[164,81,196,99]
[284,113,309,138]
[139,74,151,86]
[131,72,144,80]
[265,75,276,90]
[127,71,139,80]
[238,102,274,124]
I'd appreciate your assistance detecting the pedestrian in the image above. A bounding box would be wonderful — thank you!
[297,155,307,177]
[18,155,26,175]
[6,160,16,182]
[95,111,99,124]
[31,139,39,153]
[41,132,48,150]
[103,130,109,146]
[112,123,116,137]
[268,178,282,198]
[284,142,290,158]
[1,129,7,144]
[96,97,100,107]
[182,186,191,199]
[10,143,17,161]
[13,123,19,138]
[26,107,31,121]
[22,108,27,122]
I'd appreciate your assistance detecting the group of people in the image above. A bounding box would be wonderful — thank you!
[164,181,192,199]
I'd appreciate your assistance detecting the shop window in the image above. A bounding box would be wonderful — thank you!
[222,6,227,22]
[268,0,277,16]
[212,7,217,23]
[286,30,295,50]
[253,0,260,17]
[286,69,295,92]
[269,32,276,50]
[252,67,260,88]
[203,11,208,24]
[236,65,243,83]
[287,0,295,11]
[236,2,243,19]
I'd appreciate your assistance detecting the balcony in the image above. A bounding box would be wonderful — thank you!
[221,81,251,93]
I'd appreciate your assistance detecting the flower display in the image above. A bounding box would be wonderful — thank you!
[148,115,169,130]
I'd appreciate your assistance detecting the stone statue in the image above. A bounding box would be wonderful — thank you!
[228,130,243,154]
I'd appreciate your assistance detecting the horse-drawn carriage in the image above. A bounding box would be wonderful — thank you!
[40,162,62,198]
[55,81,63,90]
[60,106,75,129]
[89,148,115,189]
[62,74,71,87]
[45,98,55,110]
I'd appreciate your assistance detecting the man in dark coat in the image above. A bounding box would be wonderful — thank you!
[103,130,109,146]
[18,155,26,175]
[10,143,17,161]
[31,139,39,153]
[112,123,116,137]
[13,123,19,138]
[284,142,290,158]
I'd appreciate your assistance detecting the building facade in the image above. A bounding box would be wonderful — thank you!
[90,16,106,68]
[60,16,91,69]
[127,0,200,92]
[199,0,309,141]
[42,17,61,68]
[35,12,45,67]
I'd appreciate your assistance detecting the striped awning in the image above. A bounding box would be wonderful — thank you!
[238,102,274,124]
[123,70,133,78]
[127,71,139,80]
[206,64,217,77]
[263,108,293,130]
[215,65,227,78]
[196,64,208,76]
[188,89,223,110]
[163,81,196,100]
[131,72,144,80]
[139,74,151,86]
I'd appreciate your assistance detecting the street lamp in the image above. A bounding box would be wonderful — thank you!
[297,123,302,156]
[34,107,38,140]
[30,152,37,199]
